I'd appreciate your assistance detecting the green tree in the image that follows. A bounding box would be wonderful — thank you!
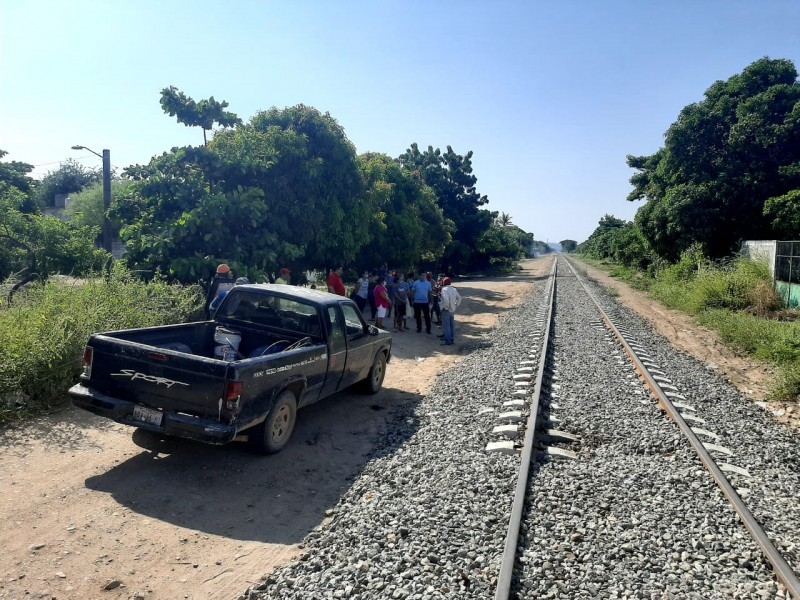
[0,183,108,279]
[496,212,513,227]
[398,143,494,273]
[354,152,451,269]
[579,216,654,270]
[559,239,577,253]
[764,189,800,237]
[119,145,286,282]
[160,86,242,146]
[32,159,101,210]
[476,223,533,271]
[628,57,800,259]
[0,150,35,195]
[118,102,369,281]
[579,214,627,259]
[65,179,132,241]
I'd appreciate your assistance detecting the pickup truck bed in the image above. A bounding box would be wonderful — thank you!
[70,285,392,453]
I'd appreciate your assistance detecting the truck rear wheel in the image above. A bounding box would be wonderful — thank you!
[249,391,297,454]
[361,352,386,394]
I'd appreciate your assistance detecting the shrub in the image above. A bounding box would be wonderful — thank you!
[773,363,800,402]
[697,308,800,400]
[0,264,203,421]
[651,251,777,316]
[582,246,799,401]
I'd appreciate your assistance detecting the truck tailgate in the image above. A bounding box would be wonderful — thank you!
[86,334,230,418]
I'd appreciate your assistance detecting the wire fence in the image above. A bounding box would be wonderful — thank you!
[775,240,800,308]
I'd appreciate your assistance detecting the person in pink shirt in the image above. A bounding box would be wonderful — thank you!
[374,276,392,329]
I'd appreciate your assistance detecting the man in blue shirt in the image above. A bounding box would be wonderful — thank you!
[410,272,433,334]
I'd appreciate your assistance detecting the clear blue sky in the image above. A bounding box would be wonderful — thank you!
[2,1,800,244]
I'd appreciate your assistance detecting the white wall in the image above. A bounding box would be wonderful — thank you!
[740,240,776,278]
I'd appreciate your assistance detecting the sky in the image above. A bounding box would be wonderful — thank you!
[2,1,800,244]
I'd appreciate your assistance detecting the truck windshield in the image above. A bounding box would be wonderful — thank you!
[219,290,321,338]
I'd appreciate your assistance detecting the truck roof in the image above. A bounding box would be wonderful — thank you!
[234,283,350,307]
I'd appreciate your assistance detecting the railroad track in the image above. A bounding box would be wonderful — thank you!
[248,256,800,600]
[495,257,800,599]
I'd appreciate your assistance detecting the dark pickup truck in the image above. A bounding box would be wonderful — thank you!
[69,285,392,453]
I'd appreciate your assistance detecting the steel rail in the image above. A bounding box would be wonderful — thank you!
[565,257,800,599]
[494,257,558,600]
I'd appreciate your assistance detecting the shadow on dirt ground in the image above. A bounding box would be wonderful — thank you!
[83,385,421,545]
[0,404,121,457]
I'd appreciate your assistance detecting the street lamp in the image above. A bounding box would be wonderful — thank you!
[71,145,113,254]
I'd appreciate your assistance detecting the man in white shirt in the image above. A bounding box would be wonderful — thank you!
[438,277,462,345]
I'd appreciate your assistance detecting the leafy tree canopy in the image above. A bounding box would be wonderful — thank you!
[0,181,107,280]
[559,239,577,253]
[31,159,102,211]
[118,102,369,282]
[354,152,451,270]
[628,57,800,259]
[398,143,494,273]
[531,240,552,255]
[764,189,800,237]
[476,222,534,271]
[66,179,132,239]
[160,86,243,146]
[579,214,654,270]
[215,104,369,270]
[0,149,35,196]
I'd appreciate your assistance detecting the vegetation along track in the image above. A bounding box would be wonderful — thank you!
[245,256,800,600]
[501,257,800,599]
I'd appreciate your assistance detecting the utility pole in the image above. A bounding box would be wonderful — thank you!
[72,145,113,254]
[102,149,112,254]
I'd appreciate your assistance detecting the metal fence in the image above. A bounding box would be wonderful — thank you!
[775,240,800,308]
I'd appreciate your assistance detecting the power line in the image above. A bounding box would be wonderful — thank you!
[30,155,123,172]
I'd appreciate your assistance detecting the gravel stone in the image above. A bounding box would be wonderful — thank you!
[244,263,799,600]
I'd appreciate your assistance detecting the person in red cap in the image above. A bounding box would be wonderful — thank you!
[276,267,291,285]
[438,277,462,345]
[205,263,234,319]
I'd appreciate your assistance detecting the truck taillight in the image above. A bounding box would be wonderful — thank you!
[82,347,93,378]
[225,381,243,410]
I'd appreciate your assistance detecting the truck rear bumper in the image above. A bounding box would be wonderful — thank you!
[68,384,238,445]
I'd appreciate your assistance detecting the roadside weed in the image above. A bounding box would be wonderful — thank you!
[0,266,203,421]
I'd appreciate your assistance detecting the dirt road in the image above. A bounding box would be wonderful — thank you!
[0,259,550,600]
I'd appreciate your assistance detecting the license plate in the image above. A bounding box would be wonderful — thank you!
[133,405,163,427]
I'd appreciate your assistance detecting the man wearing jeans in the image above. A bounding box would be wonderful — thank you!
[439,277,462,345]
[410,272,433,334]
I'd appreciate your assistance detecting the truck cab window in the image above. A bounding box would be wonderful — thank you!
[341,304,365,339]
[328,307,345,341]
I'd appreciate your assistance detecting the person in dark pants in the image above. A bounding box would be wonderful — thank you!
[367,274,377,321]
[429,272,442,325]
[410,272,432,333]
[353,270,370,314]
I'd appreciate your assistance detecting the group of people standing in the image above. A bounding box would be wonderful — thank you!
[351,270,462,346]
[205,264,463,346]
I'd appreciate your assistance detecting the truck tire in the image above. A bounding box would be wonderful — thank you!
[249,391,297,454]
[361,351,386,394]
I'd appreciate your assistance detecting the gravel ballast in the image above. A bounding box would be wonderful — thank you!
[243,262,800,600]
